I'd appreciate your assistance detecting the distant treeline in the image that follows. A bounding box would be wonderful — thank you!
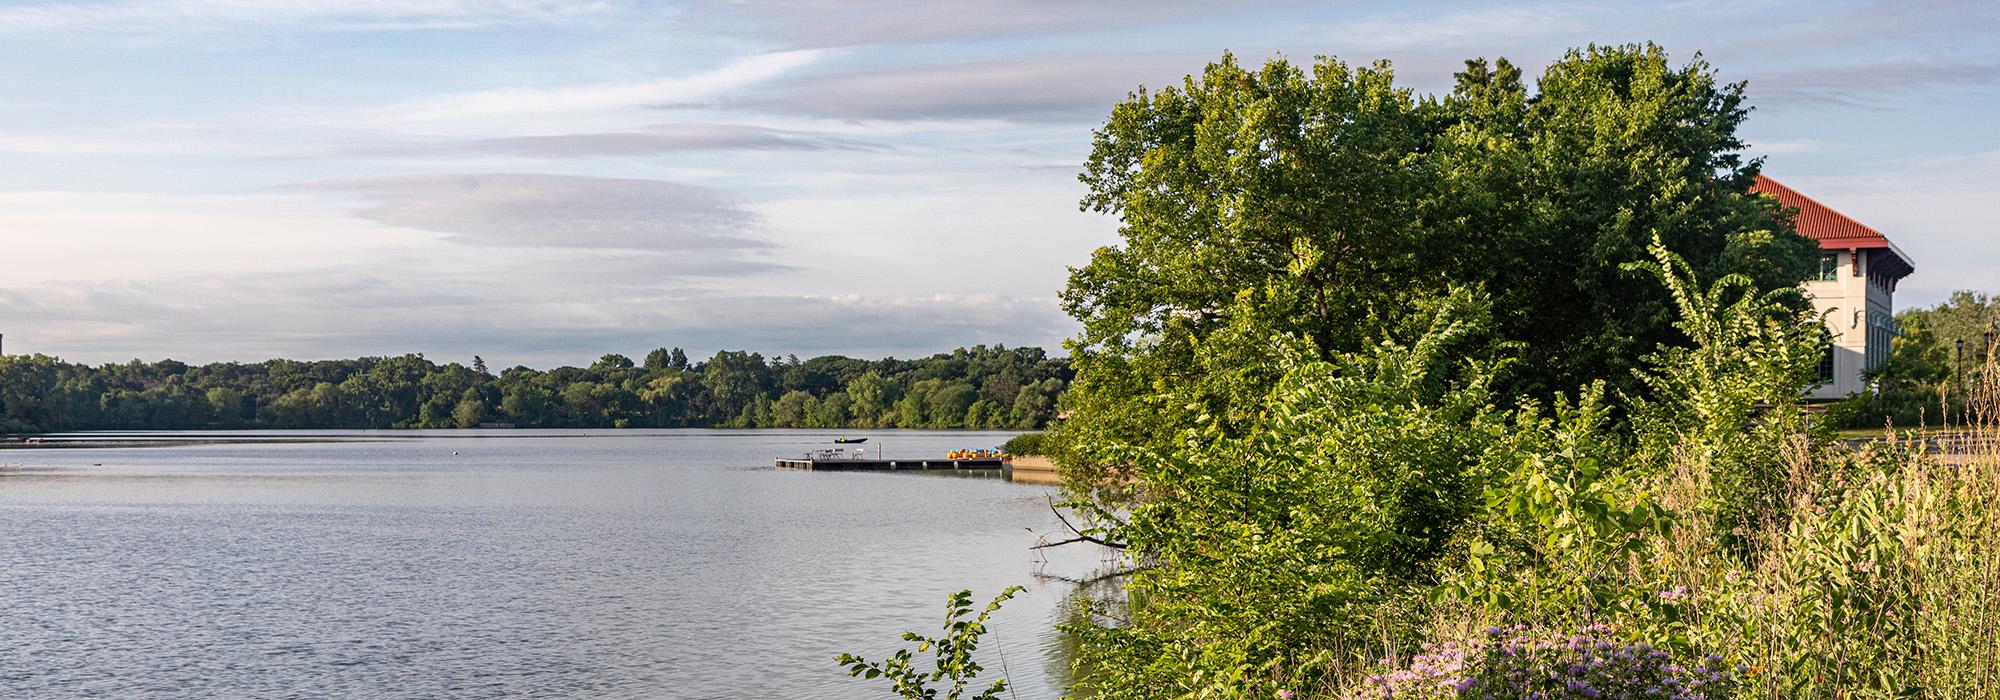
[0,345,1070,433]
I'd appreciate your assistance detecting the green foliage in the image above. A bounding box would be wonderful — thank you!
[1042,41,1998,700]
[1444,383,1676,624]
[837,587,1024,700]
[1056,234,1992,699]
[1001,431,1048,455]
[1051,43,1816,485]
[0,345,1070,433]
[1833,292,1997,429]
[1067,290,1514,696]
[1624,235,1828,548]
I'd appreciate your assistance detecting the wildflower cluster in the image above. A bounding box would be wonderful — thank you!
[1346,640,1472,700]
[1352,626,1735,700]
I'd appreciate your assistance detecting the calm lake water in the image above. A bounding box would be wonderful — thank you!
[0,429,1116,698]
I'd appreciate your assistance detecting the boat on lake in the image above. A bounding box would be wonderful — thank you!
[833,437,867,444]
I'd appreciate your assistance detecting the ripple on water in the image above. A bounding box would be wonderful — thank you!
[0,430,1108,698]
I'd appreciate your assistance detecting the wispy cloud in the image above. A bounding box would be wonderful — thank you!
[365,50,824,124]
[347,123,881,158]
[0,190,418,285]
[733,52,1197,122]
[0,133,206,156]
[1294,5,1596,51]
[0,271,1071,366]
[1749,58,2000,108]
[294,173,775,254]
[681,0,1299,48]
[0,0,619,34]
[1750,138,1830,155]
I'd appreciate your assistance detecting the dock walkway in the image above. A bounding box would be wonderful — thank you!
[773,457,1004,471]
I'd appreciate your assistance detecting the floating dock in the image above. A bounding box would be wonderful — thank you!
[774,456,1005,471]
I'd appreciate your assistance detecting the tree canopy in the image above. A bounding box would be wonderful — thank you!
[0,345,1069,433]
[1054,44,1818,466]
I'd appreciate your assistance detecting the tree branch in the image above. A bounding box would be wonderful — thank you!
[1039,497,1128,550]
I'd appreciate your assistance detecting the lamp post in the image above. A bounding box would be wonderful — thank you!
[1956,338,1966,396]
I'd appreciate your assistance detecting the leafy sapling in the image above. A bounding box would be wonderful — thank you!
[837,586,1026,700]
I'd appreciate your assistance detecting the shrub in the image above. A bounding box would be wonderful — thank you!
[1002,431,1049,455]
[836,587,1024,700]
[1063,290,1515,696]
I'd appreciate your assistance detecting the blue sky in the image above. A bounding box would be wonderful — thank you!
[0,0,1993,367]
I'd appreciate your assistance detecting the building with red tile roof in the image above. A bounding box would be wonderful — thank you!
[1752,175,1916,399]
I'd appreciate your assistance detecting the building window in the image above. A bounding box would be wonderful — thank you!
[1817,252,1840,281]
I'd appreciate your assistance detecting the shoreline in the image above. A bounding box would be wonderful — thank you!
[0,437,376,450]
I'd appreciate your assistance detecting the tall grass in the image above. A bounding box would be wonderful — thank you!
[1353,259,2000,699]
[1007,243,1998,698]
[1398,357,2000,699]
[1716,358,2000,698]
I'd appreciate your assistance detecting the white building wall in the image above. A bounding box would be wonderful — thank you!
[1803,249,1889,400]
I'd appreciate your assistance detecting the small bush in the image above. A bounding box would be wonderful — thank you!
[837,587,1024,700]
[1002,431,1049,455]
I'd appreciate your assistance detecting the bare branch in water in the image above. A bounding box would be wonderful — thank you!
[1040,496,1127,550]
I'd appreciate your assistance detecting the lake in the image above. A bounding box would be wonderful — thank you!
[0,429,1116,698]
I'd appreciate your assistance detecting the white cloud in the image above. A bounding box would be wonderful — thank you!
[1750,139,1830,155]
[0,133,209,156]
[346,123,881,158]
[0,190,423,285]
[0,0,617,34]
[1746,58,2000,108]
[365,50,824,124]
[1294,5,1596,51]
[680,0,1300,48]
[733,52,1194,122]
[0,268,1073,366]
[294,173,775,254]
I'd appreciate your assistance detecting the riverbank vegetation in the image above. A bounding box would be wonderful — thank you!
[1027,44,2000,699]
[0,345,1068,433]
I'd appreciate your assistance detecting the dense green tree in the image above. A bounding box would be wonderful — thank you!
[206,387,247,427]
[895,383,931,428]
[452,388,486,428]
[1054,44,1817,468]
[814,391,854,428]
[592,354,635,372]
[702,350,772,421]
[501,382,553,425]
[846,371,895,424]
[1008,378,1064,429]
[771,389,816,428]
[1829,291,1999,428]
[1439,45,1817,397]
[643,347,673,370]
[925,381,979,429]
[1904,291,2000,373]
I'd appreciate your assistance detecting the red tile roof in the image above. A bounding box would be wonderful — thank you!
[1750,174,1891,248]
[1752,174,1914,278]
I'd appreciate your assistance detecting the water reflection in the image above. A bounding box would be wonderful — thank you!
[0,429,1110,698]
[1030,562,1135,694]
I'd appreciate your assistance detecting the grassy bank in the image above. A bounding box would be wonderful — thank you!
[1050,246,2000,699]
